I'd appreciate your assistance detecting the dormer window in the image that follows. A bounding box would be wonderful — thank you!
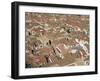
[28,32,31,36]
[32,50,34,54]
[49,40,51,45]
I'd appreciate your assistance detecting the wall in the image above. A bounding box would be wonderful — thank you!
[0,0,99,81]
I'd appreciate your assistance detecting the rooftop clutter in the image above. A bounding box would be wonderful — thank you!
[25,13,90,68]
